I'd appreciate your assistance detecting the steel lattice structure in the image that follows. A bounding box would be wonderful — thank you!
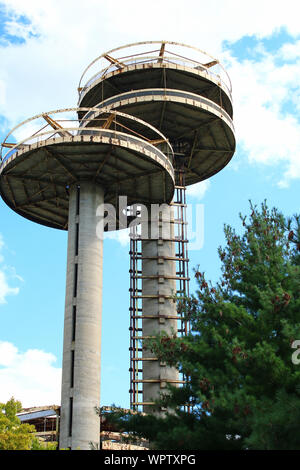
[129,168,190,412]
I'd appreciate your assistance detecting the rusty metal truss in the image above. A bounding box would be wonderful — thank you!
[128,169,190,412]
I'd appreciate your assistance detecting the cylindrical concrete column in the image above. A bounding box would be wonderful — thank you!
[142,203,179,413]
[60,181,104,450]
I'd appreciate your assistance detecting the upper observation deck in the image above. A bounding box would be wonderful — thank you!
[78,41,233,119]
[0,108,174,230]
[77,41,235,185]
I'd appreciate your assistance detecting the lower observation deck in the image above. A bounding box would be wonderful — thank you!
[81,89,236,186]
[0,108,175,230]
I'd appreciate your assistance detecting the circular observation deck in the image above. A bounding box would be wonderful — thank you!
[0,108,175,230]
[80,89,235,186]
[78,41,233,119]
[77,41,235,186]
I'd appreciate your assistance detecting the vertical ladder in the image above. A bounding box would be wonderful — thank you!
[129,170,190,412]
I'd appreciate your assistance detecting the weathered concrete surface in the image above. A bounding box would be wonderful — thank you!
[60,181,104,450]
[141,204,179,413]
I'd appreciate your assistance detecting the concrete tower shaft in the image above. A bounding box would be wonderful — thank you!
[60,181,104,449]
[141,204,179,412]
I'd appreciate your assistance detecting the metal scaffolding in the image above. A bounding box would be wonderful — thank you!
[129,169,190,412]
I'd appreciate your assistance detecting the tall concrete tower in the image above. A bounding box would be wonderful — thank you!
[0,108,175,448]
[78,41,236,413]
[0,40,236,448]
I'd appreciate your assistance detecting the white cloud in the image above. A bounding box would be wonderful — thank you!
[279,39,300,60]
[104,228,130,246]
[0,234,21,303]
[4,17,37,41]
[0,270,19,303]
[227,49,300,187]
[0,233,4,253]
[187,180,210,200]
[0,0,300,127]
[0,340,61,407]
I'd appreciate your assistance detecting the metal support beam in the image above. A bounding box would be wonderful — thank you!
[129,169,190,413]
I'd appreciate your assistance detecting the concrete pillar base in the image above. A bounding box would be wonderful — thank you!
[60,181,104,450]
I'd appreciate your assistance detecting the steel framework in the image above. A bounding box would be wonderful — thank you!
[129,168,190,412]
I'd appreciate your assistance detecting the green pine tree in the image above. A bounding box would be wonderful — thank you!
[106,201,300,450]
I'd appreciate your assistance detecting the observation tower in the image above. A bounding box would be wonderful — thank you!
[0,40,236,449]
[77,41,236,413]
[0,108,175,449]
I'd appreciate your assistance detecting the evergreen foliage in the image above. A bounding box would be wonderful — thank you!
[106,201,300,450]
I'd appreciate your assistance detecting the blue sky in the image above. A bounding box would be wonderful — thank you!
[0,0,299,408]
